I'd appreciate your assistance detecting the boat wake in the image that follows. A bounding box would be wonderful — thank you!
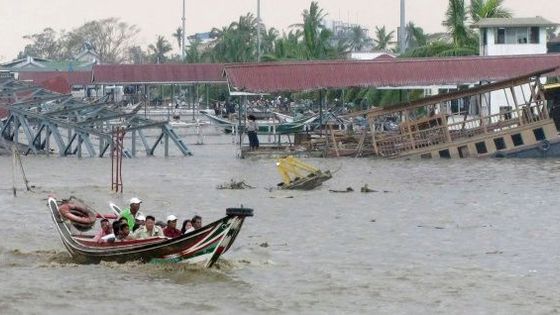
[1,248,75,266]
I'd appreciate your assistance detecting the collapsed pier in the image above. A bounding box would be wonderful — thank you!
[0,77,191,157]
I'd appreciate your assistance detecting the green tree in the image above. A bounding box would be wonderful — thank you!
[263,30,305,61]
[127,45,147,64]
[172,27,183,51]
[261,27,279,56]
[186,38,202,63]
[148,35,173,63]
[19,27,63,59]
[443,0,473,47]
[298,1,334,59]
[208,13,258,62]
[63,17,140,63]
[348,26,373,52]
[469,0,512,22]
[373,26,394,50]
[405,22,427,51]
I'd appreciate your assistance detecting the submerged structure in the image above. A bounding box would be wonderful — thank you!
[361,68,560,158]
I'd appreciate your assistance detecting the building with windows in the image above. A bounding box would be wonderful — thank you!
[471,17,558,116]
[472,16,557,56]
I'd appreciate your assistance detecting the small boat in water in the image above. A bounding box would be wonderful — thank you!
[47,196,253,267]
[276,156,332,190]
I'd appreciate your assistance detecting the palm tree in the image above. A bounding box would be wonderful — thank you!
[261,27,279,56]
[348,26,373,52]
[172,27,183,51]
[148,35,173,63]
[293,1,334,59]
[443,0,472,47]
[373,26,394,50]
[405,22,427,51]
[469,0,512,22]
[207,13,259,62]
[264,30,305,61]
[186,38,202,63]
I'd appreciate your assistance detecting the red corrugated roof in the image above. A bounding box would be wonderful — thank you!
[92,64,226,84]
[224,54,560,93]
[18,71,92,86]
[39,76,71,94]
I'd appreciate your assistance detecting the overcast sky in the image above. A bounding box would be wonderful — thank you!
[1,0,559,62]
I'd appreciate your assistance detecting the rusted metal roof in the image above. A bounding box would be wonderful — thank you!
[91,64,227,84]
[224,54,560,93]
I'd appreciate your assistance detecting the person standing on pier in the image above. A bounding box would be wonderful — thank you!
[247,115,259,150]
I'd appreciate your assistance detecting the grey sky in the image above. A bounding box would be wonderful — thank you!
[1,0,558,62]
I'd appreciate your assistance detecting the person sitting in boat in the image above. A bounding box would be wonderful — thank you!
[133,215,165,239]
[180,219,192,234]
[93,218,112,243]
[120,197,144,231]
[163,215,181,238]
[133,215,146,232]
[116,222,134,241]
[186,215,202,233]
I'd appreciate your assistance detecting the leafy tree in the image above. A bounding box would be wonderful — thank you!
[63,17,140,63]
[127,46,147,64]
[18,27,63,59]
[148,35,173,63]
[373,26,394,50]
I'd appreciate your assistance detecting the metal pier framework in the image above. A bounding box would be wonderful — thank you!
[0,78,191,157]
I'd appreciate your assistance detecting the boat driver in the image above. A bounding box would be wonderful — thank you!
[119,197,144,230]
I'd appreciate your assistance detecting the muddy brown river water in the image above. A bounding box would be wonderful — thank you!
[1,132,559,314]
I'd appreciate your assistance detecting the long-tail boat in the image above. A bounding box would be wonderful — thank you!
[47,196,253,267]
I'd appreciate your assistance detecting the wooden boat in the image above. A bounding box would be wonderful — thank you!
[276,156,332,190]
[361,68,560,159]
[47,196,253,267]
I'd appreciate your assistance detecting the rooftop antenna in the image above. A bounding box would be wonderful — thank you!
[399,0,406,54]
[181,0,186,61]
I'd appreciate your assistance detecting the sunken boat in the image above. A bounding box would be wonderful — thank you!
[357,68,560,159]
[276,156,332,190]
[47,196,253,267]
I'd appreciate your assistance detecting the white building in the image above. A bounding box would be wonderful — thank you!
[472,17,556,56]
[471,17,557,115]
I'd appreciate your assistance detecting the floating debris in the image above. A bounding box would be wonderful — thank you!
[485,250,503,255]
[360,184,378,193]
[329,187,354,193]
[216,179,255,190]
[417,225,445,230]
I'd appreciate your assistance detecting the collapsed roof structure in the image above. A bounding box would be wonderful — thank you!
[0,78,191,157]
